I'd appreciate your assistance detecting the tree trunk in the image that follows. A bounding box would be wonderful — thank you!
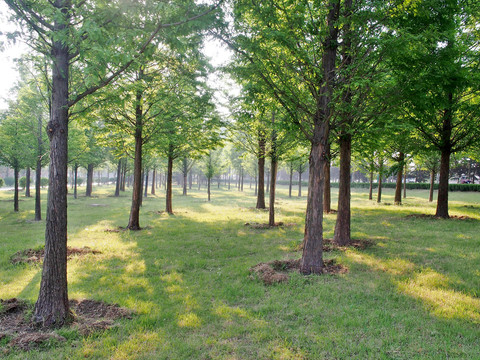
[368,169,373,200]
[240,167,244,191]
[73,164,78,199]
[323,144,331,213]
[151,168,156,195]
[115,159,121,197]
[429,170,435,202]
[183,158,188,196]
[269,159,278,226]
[25,167,31,197]
[435,149,450,218]
[35,159,42,221]
[256,135,266,208]
[298,168,302,197]
[288,164,293,198]
[333,133,351,246]
[127,72,144,230]
[121,160,126,191]
[207,177,211,201]
[85,164,93,197]
[301,138,328,274]
[34,9,72,325]
[300,0,339,275]
[394,152,404,205]
[144,169,148,198]
[166,154,173,214]
[14,166,19,212]
[377,168,383,203]
[403,164,407,199]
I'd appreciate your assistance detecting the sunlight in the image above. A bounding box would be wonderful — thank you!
[110,331,166,360]
[177,312,201,328]
[397,269,480,323]
[347,252,415,276]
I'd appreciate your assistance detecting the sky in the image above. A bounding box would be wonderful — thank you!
[0,3,237,115]
[0,2,27,109]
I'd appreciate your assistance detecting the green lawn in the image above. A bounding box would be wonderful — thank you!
[1,184,479,359]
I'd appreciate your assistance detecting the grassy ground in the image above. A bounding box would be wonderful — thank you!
[0,184,479,359]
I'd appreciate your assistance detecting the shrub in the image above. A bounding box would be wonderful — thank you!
[40,178,49,188]
[0,178,4,187]
[19,176,27,189]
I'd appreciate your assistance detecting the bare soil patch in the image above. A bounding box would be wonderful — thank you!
[250,258,347,285]
[244,222,297,229]
[10,246,102,265]
[295,238,374,252]
[406,214,475,220]
[0,298,132,353]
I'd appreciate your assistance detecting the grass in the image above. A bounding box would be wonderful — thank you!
[0,184,479,359]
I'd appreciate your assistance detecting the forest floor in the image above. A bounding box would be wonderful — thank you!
[0,184,479,359]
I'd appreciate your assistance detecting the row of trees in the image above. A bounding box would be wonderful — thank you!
[1,0,479,328]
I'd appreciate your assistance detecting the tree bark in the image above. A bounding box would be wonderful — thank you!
[144,169,148,198]
[151,168,156,195]
[207,177,211,201]
[166,153,173,214]
[288,164,293,198]
[14,166,19,212]
[182,158,188,196]
[85,164,93,197]
[333,133,351,246]
[298,166,303,197]
[436,149,450,218]
[35,159,42,221]
[256,134,266,208]
[429,170,435,202]
[121,160,126,191]
[377,168,383,203]
[394,152,404,205]
[269,159,278,226]
[73,164,78,199]
[25,167,31,197]
[323,144,331,213]
[115,159,121,197]
[34,5,72,325]
[403,164,407,199]
[368,169,373,200]
[127,71,144,230]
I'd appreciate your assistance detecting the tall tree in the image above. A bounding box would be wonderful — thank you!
[4,0,221,326]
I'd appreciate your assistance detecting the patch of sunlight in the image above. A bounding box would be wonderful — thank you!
[166,284,183,294]
[177,312,201,328]
[111,331,166,360]
[160,271,183,284]
[214,302,267,328]
[381,220,392,227]
[347,252,415,276]
[215,303,249,320]
[456,234,471,240]
[125,259,146,273]
[237,230,247,236]
[425,247,437,252]
[0,268,39,298]
[398,269,480,323]
[268,340,306,360]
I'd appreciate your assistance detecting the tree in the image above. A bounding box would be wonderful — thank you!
[201,149,224,201]
[386,0,480,218]
[4,0,221,326]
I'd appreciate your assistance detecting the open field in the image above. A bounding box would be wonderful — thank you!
[1,185,479,359]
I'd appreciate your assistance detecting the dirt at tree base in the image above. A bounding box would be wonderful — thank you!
[244,222,298,229]
[406,214,475,220]
[10,246,102,265]
[250,258,347,285]
[0,298,133,353]
[295,238,374,252]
